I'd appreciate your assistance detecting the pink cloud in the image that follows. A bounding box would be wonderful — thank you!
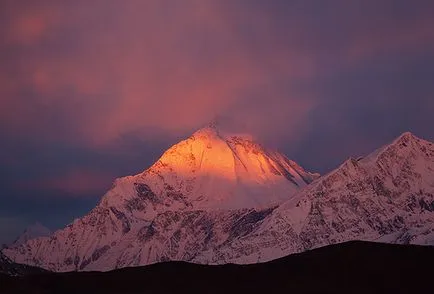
[0,1,317,149]
[10,15,48,44]
[2,4,60,45]
[1,1,433,152]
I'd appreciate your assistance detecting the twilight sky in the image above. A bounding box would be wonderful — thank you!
[1,0,434,244]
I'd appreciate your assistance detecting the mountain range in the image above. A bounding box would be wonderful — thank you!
[2,125,433,272]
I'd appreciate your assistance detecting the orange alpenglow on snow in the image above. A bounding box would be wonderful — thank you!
[100,123,319,213]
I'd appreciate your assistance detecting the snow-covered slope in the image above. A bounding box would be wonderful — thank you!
[10,222,51,247]
[198,132,434,263]
[2,124,317,271]
[102,124,318,212]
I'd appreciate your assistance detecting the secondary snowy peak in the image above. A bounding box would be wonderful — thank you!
[359,131,429,163]
[285,131,434,213]
[102,125,318,211]
[10,223,51,247]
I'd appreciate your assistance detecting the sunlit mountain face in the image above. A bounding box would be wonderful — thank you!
[128,123,318,210]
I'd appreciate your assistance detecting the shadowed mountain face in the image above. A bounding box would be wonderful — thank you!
[1,242,433,294]
[0,252,45,277]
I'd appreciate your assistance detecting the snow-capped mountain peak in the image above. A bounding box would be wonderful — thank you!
[10,222,51,247]
[361,131,429,162]
[199,132,434,264]
[100,125,318,212]
[2,125,318,271]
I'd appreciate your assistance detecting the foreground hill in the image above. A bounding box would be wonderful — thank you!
[0,252,45,277]
[1,241,433,294]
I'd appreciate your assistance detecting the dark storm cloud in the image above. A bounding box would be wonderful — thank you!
[1,0,434,242]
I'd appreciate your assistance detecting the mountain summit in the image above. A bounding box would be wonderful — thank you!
[101,125,319,212]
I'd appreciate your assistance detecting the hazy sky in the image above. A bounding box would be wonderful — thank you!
[1,0,434,243]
